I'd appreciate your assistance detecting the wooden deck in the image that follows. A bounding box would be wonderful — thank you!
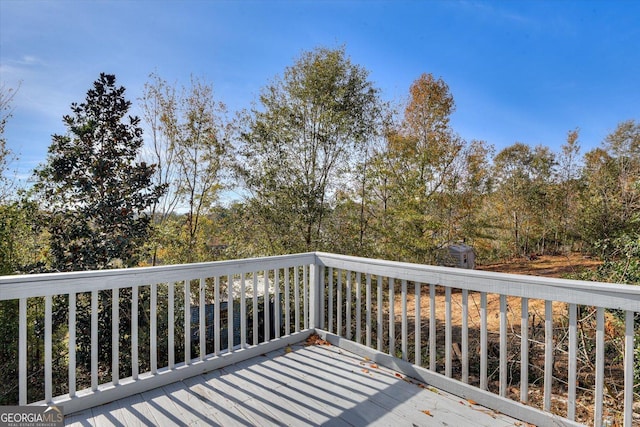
[65,341,523,426]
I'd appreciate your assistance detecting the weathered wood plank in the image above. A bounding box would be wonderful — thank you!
[64,408,95,426]
[114,393,157,427]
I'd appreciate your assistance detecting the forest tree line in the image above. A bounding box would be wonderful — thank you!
[0,46,638,277]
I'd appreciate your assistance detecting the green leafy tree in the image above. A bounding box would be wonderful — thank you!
[35,73,165,271]
[30,73,166,392]
[579,120,640,254]
[374,73,472,263]
[492,143,556,256]
[236,46,381,254]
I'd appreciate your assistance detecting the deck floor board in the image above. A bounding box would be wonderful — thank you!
[66,343,522,426]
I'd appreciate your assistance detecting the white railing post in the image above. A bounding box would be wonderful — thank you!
[111,288,119,386]
[275,269,281,338]
[215,276,221,353]
[377,275,382,352]
[264,269,270,340]
[252,273,258,345]
[415,282,421,367]
[480,291,487,390]
[346,271,352,339]
[131,285,138,379]
[356,272,362,343]
[594,307,605,427]
[543,300,553,412]
[168,282,175,369]
[149,283,158,374]
[327,267,333,333]
[366,273,372,348]
[445,286,452,377]
[499,294,506,397]
[69,292,77,396]
[284,268,291,335]
[623,310,634,427]
[184,279,191,364]
[401,279,407,361]
[150,284,157,374]
[91,290,99,390]
[200,277,206,360]
[303,266,308,330]
[461,289,468,383]
[294,267,300,333]
[309,261,321,329]
[45,295,52,402]
[521,297,529,403]
[389,278,395,357]
[568,303,577,419]
[240,275,247,347]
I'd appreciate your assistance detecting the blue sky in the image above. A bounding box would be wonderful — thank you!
[1,0,639,183]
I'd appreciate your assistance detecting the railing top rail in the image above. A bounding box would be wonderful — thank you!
[0,252,316,300]
[315,252,640,311]
[2,251,638,311]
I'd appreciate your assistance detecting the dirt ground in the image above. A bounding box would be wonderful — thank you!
[476,253,602,278]
[396,253,602,336]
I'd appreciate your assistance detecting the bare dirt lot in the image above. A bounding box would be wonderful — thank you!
[396,253,603,339]
[476,253,602,278]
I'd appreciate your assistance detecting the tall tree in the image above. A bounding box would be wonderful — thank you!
[140,74,229,264]
[375,73,466,263]
[35,73,165,271]
[550,129,583,252]
[236,46,381,253]
[579,120,640,254]
[492,143,556,256]
[0,82,19,202]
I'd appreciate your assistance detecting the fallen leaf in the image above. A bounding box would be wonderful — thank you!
[362,369,369,374]
[421,410,433,417]
[305,333,331,346]
[370,363,378,369]
[363,356,371,362]
[395,373,403,378]
[467,399,477,405]
[285,346,292,354]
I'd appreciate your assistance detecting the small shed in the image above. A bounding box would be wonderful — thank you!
[444,244,475,269]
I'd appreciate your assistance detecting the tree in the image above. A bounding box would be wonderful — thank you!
[139,74,181,265]
[140,74,229,264]
[0,82,19,202]
[0,83,39,275]
[492,143,556,256]
[579,120,640,254]
[34,73,165,271]
[550,129,583,252]
[374,73,467,263]
[236,46,382,253]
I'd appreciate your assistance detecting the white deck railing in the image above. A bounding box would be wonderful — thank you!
[0,252,638,426]
[0,253,319,414]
